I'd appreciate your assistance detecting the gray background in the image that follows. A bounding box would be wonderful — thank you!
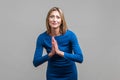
[0,0,120,80]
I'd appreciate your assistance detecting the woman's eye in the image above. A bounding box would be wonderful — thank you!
[56,16,60,19]
[49,15,61,19]
[49,15,54,18]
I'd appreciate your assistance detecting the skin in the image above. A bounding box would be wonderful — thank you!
[48,11,64,57]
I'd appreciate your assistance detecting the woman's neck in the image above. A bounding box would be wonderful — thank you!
[50,28,61,36]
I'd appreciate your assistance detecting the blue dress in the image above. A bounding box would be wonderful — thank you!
[33,30,83,80]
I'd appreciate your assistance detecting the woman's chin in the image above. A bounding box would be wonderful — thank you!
[51,26,59,29]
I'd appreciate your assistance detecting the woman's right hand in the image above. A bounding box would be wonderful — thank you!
[48,37,55,57]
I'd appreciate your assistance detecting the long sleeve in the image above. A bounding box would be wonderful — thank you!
[63,32,83,63]
[33,35,50,67]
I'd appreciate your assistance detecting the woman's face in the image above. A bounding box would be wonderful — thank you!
[48,11,62,29]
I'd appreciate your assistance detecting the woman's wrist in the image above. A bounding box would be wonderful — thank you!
[57,50,64,57]
[48,52,54,57]
[49,50,64,57]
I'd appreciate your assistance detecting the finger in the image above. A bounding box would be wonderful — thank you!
[52,36,54,40]
[52,37,55,46]
[52,37,54,42]
[53,38,57,44]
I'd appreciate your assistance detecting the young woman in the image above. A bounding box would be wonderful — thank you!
[33,7,83,80]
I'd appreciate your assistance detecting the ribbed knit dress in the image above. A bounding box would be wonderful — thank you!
[33,30,83,80]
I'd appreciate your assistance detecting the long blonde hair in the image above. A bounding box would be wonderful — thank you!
[46,7,68,34]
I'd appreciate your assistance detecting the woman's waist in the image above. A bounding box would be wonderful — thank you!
[47,62,76,74]
[48,59,75,67]
[48,56,74,67]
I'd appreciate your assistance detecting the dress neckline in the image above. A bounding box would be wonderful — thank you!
[46,30,69,38]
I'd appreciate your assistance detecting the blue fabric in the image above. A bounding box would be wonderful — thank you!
[33,30,83,80]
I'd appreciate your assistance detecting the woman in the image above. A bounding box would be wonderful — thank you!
[33,7,83,80]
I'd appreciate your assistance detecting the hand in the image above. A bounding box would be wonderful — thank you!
[52,37,64,57]
[48,37,55,57]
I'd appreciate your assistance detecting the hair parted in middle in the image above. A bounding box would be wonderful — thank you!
[46,7,68,34]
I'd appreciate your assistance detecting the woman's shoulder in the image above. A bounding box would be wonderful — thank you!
[66,29,76,36]
[37,31,48,39]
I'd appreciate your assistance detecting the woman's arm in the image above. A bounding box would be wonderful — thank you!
[33,36,50,67]
[53,32,83,63]
[63,32,83,63]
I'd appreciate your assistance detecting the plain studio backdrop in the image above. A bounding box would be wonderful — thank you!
[0,0,120,80]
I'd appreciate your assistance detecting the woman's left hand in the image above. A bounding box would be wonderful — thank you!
[52,37,64,57]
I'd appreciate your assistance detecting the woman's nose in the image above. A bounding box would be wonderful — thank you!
[53,17,57,21]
